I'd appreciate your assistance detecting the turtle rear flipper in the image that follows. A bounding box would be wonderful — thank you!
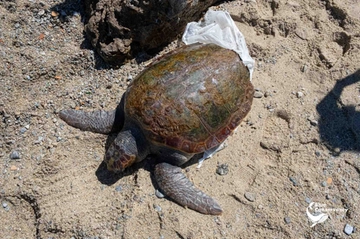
[59,109,122,134]
[154,162,222,215]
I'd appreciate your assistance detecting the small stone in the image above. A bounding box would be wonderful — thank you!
[20,127,27,134]
[10,165,18,171]
[10,151,21,160]
[301,65,308,72]
[305,197,311,204]
[284,217,291,224]
[326,177,333,185]
[153,204,162,212]
[253,91,264,98]
[321,181,327,187]
[94,154,101,161]
[315,151,321,157]
[155,189,165,198]
[51,11,59,17]
[296,91,304,98]
[115,185,123,192]
[244,192,256,202]
[34,136,44,144]
[319,42,342,68]
[264,91,271,97]
[308,119,318,126]
[260,141,270,150]
[2,202,9,211]
[246,120,254,126]
[216,164,229,175]
[38,9,45,16]
[289,176,298,186]
[344,224,354,235]
[333,147,341,154]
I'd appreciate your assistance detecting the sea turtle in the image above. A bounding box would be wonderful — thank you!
[59,43,254,215]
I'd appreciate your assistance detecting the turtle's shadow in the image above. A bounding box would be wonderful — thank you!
[95,131,152,186]
[93,95,138,185]
[95,132,202,187]
[316,69,360,153]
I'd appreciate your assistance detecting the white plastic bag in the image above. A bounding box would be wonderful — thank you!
[182,10,255,80]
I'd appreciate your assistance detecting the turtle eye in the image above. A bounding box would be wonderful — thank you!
[104,150,120,172]
[105,156,125,172]
[106,159,115,171]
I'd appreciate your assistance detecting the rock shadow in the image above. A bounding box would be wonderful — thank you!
[316,69,360,153]
[49,0,114,70]
[93,95,156,186]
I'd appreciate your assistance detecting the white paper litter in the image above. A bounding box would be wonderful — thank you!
[182,10,255,165]
[182,9,255,80]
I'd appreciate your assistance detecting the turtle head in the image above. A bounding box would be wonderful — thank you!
[104,130,138,172]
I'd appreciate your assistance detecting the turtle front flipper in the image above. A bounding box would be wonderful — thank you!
[59,109,122,134]
[154,162,222,215]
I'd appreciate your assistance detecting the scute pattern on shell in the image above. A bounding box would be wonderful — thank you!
[125,44,254,153]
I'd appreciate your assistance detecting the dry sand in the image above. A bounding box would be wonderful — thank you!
[1,0,360,238]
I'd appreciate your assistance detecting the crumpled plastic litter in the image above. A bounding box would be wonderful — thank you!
[182,9,255,80]
[182,9,255,163]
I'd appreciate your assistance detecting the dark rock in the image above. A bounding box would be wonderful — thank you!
[83,0,222,64]
[10,151,21,160]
